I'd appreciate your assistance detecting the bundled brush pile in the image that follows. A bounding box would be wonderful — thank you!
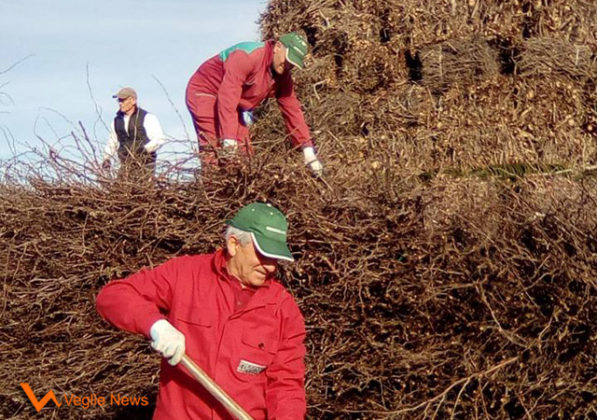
[259,0,596,171]
[1,0,596,419]
[0,156,595,419]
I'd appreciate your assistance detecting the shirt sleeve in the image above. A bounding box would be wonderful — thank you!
[143,113,166,153]
[103,120,119,161]
[217,50,254,140]
[275,72,313,148]
[265,294,307,419]
[95,257,183,337]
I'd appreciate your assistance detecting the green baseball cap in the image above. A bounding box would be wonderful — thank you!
[279,32,309,69]
[227,203,294,262]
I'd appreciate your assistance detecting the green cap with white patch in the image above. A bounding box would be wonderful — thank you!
[227,202,294,262]
[279,32,309,69]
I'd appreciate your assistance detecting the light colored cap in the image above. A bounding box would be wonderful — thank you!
[112,87,137,99]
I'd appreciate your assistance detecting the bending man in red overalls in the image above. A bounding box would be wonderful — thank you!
[185,32,323,176]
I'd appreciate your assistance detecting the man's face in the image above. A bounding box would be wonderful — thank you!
[118,96,136,115]
[227,236,278,288]
[272,42,292,75]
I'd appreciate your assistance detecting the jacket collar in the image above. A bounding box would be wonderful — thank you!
[212,249,287,315]
[265,39,275,67]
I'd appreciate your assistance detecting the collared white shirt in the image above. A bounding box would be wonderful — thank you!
[103,111,166,160]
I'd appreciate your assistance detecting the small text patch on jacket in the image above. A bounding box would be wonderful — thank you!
[237,360,266,375]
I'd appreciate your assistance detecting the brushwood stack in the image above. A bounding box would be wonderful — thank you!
[0,0,595,418]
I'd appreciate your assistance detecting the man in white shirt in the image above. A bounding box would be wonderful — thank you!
[102,87,166,178]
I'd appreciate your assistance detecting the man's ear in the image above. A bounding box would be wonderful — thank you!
[226,235,238,257]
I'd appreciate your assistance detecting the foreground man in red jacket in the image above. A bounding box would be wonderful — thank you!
[186,32,323,176]
[96,203,306,419]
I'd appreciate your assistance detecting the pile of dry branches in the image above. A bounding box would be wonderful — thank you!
[260,0,596,171]
[1,0,596,418]
[0,152,595,419]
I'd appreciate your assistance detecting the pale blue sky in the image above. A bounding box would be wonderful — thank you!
[0,0,267,162]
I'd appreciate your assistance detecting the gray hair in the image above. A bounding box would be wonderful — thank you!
[225,225,252,246]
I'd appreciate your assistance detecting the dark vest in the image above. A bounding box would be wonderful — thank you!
[114,107,155,162]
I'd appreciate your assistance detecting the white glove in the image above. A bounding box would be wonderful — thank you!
[221,138,238,151]
[220,138,238,159]
[149,319,185,366]
[303,146,323,177]
[241,110,254,126]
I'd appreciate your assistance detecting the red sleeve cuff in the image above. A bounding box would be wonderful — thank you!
[138,312,166,338]
[300,139,314,148]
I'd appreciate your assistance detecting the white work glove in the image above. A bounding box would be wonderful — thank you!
[220,138,238,159]
[149,319,185,366]
[241,110,254,126]
[302,146,323,177]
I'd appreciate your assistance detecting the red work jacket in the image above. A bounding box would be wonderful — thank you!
[186,40,313,148]
[96,249,306,419]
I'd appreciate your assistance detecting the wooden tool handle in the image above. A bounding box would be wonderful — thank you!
[180,354,253,420]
